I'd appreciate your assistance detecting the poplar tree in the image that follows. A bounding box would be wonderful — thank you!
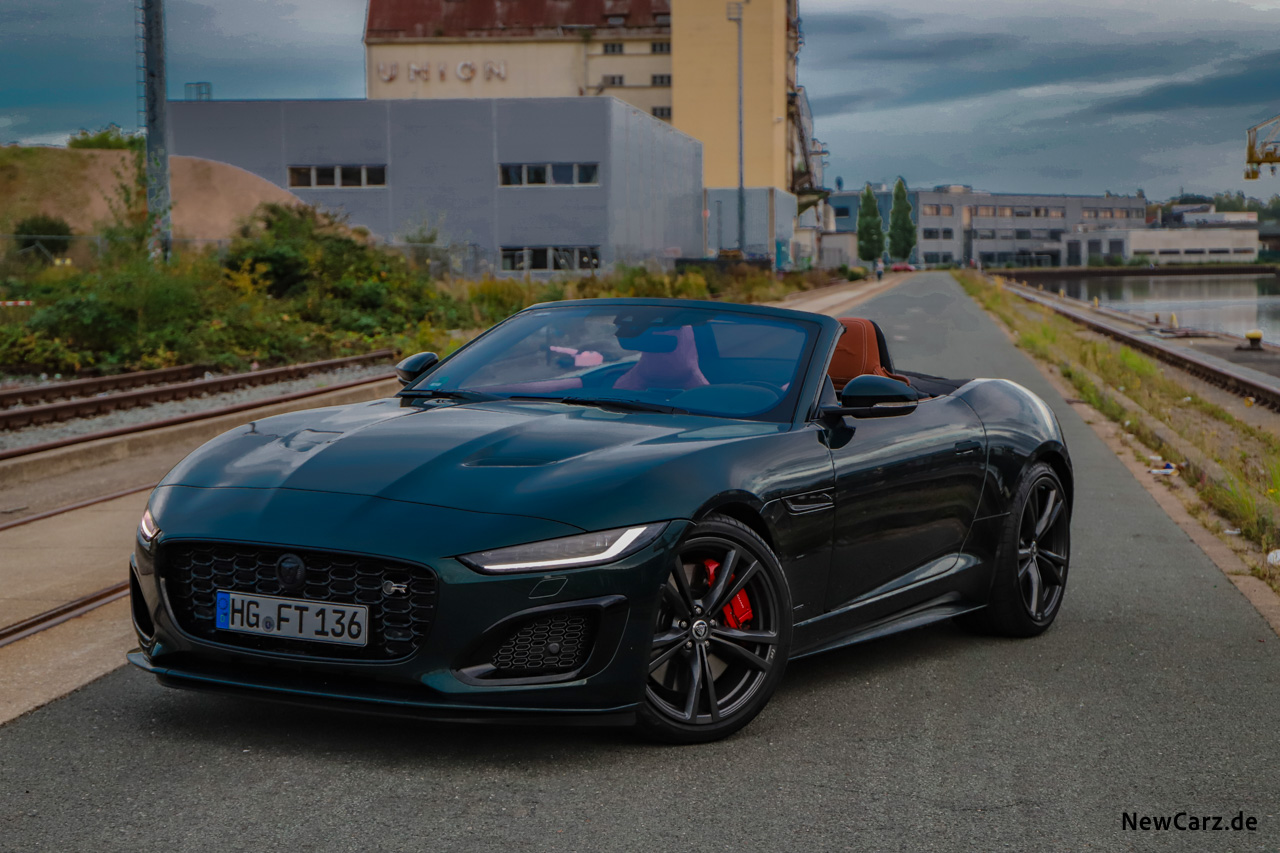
[856,184,885,264]
[887,178,916,261]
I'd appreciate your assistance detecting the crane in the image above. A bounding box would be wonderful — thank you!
[1245,112,1280,179]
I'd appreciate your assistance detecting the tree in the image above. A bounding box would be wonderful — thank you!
[887,178,916,261]
[856,184,884,264]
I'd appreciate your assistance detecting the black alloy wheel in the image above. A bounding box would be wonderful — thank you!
[966,461,1071,637]
[637,515,792,743]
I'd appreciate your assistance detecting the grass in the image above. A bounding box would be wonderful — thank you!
[954,270,1280,592]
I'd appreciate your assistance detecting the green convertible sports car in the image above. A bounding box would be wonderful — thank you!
[128,297,1072,742]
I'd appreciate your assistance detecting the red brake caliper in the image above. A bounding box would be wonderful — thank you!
[703,559,753,629]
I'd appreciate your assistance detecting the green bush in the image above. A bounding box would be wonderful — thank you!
[13,214,73,258]
[67,125,144,152]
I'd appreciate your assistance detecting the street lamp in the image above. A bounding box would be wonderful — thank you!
[727,1,746,254]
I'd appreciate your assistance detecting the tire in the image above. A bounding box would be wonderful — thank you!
[636,515,793,744]
[964,461,1071,637]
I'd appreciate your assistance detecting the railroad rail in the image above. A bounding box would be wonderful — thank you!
[0,350,395,431]
[0,364,204,408]
[1005,282,1280,411]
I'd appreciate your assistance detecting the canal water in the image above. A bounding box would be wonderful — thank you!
[1037,273,1280,343]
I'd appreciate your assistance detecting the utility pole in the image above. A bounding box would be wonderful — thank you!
[727,2,746,253]
[140,0,171,259]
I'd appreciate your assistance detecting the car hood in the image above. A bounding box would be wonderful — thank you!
[161,398,785,529]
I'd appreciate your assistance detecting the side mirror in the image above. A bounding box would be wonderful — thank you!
[395,351,439,386]
[822,374,918,419]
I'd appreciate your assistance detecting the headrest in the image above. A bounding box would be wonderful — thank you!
[828,318,909,391]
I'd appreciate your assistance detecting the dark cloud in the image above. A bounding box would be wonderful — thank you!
[1084,50,1280,117]
[847,34,1022,63]
[801,12,923,38]
[808,89,896,118]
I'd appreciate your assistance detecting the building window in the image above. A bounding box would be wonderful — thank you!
[501,246,601,272]
[654,14,671,25]
[652,106,672,118]
[833,206,850,217]
[941,228,954,239]
[289,165,385,188]
[1049,207,1065,218]
[976,229,996,239]
[940,205,954,216]
[1049,229,1064,240]
[1082,209,1098,219]
[603,42,624,54]
[606,16,626,25]
[921,204,939,215]
[1158,249,1180,255]
[1234,248,1254,254]
[1184,248,1205,255]
[1016,230,1032,240]
[1109,240,1125,255]
[1130,210,1146,219]
[922,229,940,239]
[1014,207,1032,217]
[1209,248,1230,254]
[652,41,671,54]
[998,206,1014,217]
[651,74,671,87]
[923,253,940,264]
[1114,209,1130,219]
[500,163,601,187]
[1098,209,1113,219]
[602,74,625,87]
[976,205,995,217]
[940,252,953,263]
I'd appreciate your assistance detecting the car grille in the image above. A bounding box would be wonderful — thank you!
[491,612,595,677]
[160,541,436,661]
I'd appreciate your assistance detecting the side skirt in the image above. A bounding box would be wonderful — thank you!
[790,596,986,660]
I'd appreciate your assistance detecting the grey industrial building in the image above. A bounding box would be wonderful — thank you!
[829,185,1148,267]
[168,97,703,273]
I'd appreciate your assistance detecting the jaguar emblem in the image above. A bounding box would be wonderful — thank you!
[275,553,307,591]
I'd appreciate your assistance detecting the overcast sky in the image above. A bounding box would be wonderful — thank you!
[3,0,1279,200]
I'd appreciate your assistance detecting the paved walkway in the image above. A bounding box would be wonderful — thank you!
[0,273,1277,851]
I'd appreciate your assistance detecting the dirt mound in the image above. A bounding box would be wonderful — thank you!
[0,147,299,241]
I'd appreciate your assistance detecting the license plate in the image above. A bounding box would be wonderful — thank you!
[215,590,368,647]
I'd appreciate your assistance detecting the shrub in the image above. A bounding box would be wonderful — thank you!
[13,214,73,258]
[67,125,144,152]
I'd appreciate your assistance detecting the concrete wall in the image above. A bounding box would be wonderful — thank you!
[1065,228,1261,265]
[704,187,797,260]
[168,97,702,269]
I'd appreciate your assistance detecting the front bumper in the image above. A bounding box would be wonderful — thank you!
[129,485,691,720]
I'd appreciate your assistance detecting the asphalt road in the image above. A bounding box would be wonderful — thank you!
[3,272,1279,851]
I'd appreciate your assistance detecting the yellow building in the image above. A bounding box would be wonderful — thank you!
[364,0,824,262]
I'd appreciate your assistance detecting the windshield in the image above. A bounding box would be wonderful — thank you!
[406,304,819,422]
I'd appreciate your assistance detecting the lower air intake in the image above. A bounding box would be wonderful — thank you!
[491,612,595,677]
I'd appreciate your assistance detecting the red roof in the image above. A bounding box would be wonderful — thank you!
[366,0,672,40]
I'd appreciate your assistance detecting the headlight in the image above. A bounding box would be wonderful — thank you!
[458,523,667,573]
[138,507,160,544]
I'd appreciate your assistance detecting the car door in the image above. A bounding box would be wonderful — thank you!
[823,395,986,612]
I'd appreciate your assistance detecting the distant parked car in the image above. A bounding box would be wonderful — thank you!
[891,262,916,272]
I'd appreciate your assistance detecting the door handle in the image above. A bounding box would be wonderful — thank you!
[954,440,982,456]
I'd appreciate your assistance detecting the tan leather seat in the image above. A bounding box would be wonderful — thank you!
[828,318,910,392]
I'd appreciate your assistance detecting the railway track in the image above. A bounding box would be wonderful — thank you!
[0,350,395,432]
[1005,282,1280,411]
